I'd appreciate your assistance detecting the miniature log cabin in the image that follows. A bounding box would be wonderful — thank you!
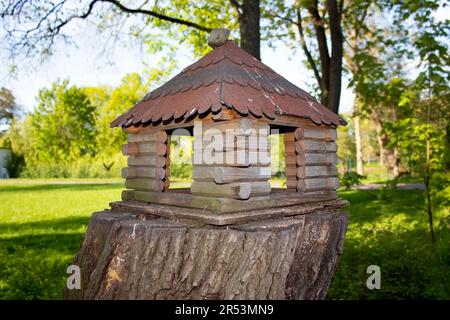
[112,29,344,217]
[64,29,348,300]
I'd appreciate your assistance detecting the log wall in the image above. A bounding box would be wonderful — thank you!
[285,127,339,194]
[122,129,169,201]
[191,119,271,200]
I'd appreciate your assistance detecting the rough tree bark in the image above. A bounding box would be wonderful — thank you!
[445,123,450,170]
[354,97,364,175]
[231,0,261,60]
[374,116,386,166]
[64,203,347,300]
[374,112,402,176]
[294,0,343,114]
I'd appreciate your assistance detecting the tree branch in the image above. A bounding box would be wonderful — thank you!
[295,8,322,85]
[307,1,330,90]
[229,0,243,18]
[2,0,213,62]
[100,0,212,32]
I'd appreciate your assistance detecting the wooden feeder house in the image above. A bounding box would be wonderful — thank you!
[111,29,345,221]
[65,29,348,300]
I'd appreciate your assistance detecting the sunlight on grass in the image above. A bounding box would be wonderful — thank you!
[0,179,449,299]
[0,180,123,299]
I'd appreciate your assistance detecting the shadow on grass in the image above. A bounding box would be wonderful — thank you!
[0,216,91,236]
[338,189,426,225]
[329,188,450,299]
[0,232,86,300]
[327,223,450,299]
[0,183,123,193]
[0,216,94,299]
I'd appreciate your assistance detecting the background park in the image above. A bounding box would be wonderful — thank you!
[0,0,449,299]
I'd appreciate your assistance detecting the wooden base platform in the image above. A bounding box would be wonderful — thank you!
[111,195,347,226]
[121,188,343,216]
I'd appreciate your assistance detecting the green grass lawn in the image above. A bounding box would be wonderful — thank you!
[0,179,449,299]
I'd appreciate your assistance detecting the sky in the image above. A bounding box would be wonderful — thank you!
[0,19,356,117]
[1,4,449,118]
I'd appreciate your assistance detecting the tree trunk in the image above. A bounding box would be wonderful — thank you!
[308,2,330,108]
[374,118,385,166]
[374,114,402,176]
[300,0,342,114]
[326,0,343,114]
[353,98,364,175]
[238,0,261,60]
[444,122,450,170]
[64,204,347,300]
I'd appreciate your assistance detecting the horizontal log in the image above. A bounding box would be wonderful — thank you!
[286,178,297,189]
[285,165,298,180]
[284,140,297,154]
[285,153,338,166]
[122,166,166,179]
[285,165,338,178]
[201,119,270,136]
[201,136,270,151]
[122,143,139,156]
[284,156,296,166]
[193,166,271,184]
[191,181,271,199]
[127,131,168,143]
[165,166,171,178]
[127,155,166,167]
[163,178,170,191]
[296,140,337,153]
[296,153,339,166]
[122,142,167,156]
[295,127,337,141]
[296,177,339,192]
[286,176,297,189]
[125,178,164,192]
[283,132,296,143]
[194,149,271,166]
[121,189,135,201]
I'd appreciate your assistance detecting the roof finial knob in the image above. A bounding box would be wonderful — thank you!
[208,28,230,48]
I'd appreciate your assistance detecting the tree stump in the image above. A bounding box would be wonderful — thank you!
[64,200,347,300]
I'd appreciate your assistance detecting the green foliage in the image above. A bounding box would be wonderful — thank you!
[5,151,25,178]
[0,87,20,127]
[337,120,357,171]
[30,80,98,163]
[432,172,450,210]
[340,171,366,189]
[142,0,236,58]
[328,189,450,299]
[20,153,126,179]
[87,73,149,157]
[3,73,155,178]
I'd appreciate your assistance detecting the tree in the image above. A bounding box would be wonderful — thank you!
[0,87,20,128]
[30,80,98,163]
[88,73,149,156]
[351,0,450,242]
[266,0,344,113]
[0,0,263,60]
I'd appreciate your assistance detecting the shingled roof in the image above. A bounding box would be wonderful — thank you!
[111,40,341,128]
